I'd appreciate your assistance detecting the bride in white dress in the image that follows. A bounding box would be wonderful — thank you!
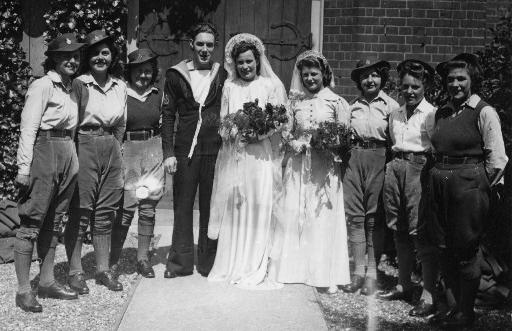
[207,33,287,288]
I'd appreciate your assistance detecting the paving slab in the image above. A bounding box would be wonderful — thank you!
[118,209,328,331]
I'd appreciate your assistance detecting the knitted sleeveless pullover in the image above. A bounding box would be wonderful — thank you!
[431,100,487,157]
[126,89,162,131]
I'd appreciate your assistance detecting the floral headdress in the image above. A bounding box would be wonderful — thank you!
[290,49,335,96]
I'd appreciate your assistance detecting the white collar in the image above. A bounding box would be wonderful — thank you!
[127,85,158,102]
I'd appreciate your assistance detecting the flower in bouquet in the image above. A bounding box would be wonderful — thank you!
[310,121,353,162]
[264,103,288,131]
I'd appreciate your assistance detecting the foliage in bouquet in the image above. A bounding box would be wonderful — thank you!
[310,121,353,159]
[0,0,32,200]
[225,99,288,141]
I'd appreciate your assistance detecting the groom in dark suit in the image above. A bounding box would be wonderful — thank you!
[161,22,226,278]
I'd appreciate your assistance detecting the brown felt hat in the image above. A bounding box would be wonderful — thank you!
[45,33,85,55]
[436,53,481,79]
[350,59,391,83]
[127,48,158,65]
[85,30,114,47]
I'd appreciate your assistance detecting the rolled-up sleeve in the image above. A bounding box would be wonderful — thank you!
[335,97,351,126]
[478,106,508,173]
[17,79,51,175]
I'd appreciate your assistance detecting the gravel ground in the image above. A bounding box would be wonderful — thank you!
[317,284,512,330]
[0,233,143,331]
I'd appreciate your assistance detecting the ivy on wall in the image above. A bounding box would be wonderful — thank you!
[43,0,128,56]
[0,0,32,200]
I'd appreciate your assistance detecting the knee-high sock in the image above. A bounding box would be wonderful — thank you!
[366,215,377,279]
[348,217,366,277]
[37,231,59,287]
[394,232,415,291]
[110,210,133,266]
[14,237,34,294]
[137,202,156,262]
[65,210,87,276]
[418,245,440,304]
[93,234,111,273]
[458,277,479,316]
[137,235,152,261]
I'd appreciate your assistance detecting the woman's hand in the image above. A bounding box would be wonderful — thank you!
[230,127,238,139]
[163,156,178,174]
[289,140,306,154]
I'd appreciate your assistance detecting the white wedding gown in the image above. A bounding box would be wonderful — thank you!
[207,75,285,289]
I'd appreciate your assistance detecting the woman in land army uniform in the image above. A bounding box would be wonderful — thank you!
[14,33,84,312]
[419,53,507,328]
[110,48,164,279]
[341,59,399,296]
[65,30,127,293]
[375,59,437,318]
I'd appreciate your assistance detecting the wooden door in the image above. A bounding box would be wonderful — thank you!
[138,0,312,208]
[138,0,312,90]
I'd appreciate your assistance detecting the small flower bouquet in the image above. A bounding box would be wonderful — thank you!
[310,121,353,162]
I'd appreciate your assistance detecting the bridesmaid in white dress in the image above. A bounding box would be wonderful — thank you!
[207,33,287,288]
[268,50,351,293]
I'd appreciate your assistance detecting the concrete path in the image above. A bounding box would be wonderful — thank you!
[117,209,328,331]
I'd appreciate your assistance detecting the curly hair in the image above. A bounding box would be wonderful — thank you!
[398,62,433,88]
[296,56,332,88]
[81,41,123,78]
[189,22,218,43]
[125,58,160,86]
[231,41,261,76]
[355,66,389,92]
[441,60,482,95]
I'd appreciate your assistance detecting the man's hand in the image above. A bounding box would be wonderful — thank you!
[164,157,178,174]
[16,173,30,190]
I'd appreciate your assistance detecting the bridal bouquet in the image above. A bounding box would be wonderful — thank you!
[310,121,353,162]
[220,99,288,143]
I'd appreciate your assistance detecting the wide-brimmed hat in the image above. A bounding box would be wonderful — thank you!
[436,53,481,78]
[351,59,390,83]
[85,30,114,47]
[397,59,435,78]
[45,33,85,55]
[127,48,158,66]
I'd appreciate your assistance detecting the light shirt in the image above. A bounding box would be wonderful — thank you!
[17,70,78,175]
[350,90,399,141]
[445,94,508,172]
[189,69,212,105]
[389,98,436,153]
[76,73,127,142]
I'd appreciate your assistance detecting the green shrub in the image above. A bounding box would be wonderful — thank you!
[0,0,32,200]
[43,0,128,58]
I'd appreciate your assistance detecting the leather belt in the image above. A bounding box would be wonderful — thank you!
[124,129,160,141]
[38,129,73,138]
[79,126,114,136]
[393,151,427,163]
[434,155,483,165]
[352,139,387,149]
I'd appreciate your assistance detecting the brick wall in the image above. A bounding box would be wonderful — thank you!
[323,0,512,99]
